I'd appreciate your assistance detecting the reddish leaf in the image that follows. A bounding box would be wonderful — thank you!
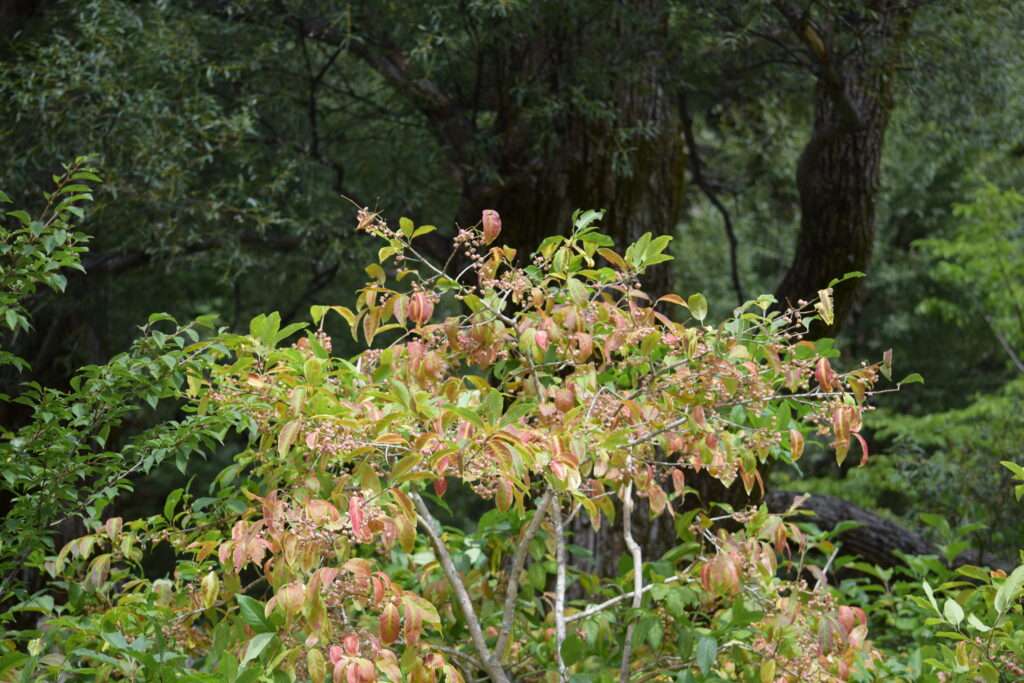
[349,495,368,542]
[433,477,448,497]
[853,432,870,466]
[380,603,401,644]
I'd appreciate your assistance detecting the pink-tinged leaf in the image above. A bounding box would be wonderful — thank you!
[572,332,593,361]
[380,603,401,644]
[371,575,386,605]
[692,405,706,429]
[403,602,423,645]
[671,468,686,496]
[482,209,502,245]
[329,646,344,666]
[343,557,373,578]
[656,293,688,307]
[318,567,339,588]
[550,460,566,480]
[648,485,669,517]
[356,658,375,683]
[308,499,342,526]
[789,429,805,462]
[495,478,512,512]
[853,432,870,466]
[349,495,367,542]
[433,477,448,497]
[740,469,755,496]
[534,329,549,351]
[376,651,402,682]
[815,357,835,392]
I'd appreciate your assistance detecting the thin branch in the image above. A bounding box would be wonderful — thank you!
[985,316,1024,375]
[566,576,681,625]
[552,499,569,683]
[771,0,865,131]
[813,545,841,592]
[495,489,554,661]
[678,91,745,305]
[619,480,643,683]
[626,387,901,450]
[412,493,511,683]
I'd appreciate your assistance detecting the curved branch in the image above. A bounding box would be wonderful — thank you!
[552,499,569,683]
[494,489,554,662]
[619,480,643,683]
[412,492,511,683]
[678,92,745,305]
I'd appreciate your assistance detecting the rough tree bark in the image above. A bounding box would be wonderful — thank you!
[341,2,686,295]
[774,0,915,338]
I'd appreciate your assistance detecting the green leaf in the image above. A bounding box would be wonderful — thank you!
[236,595,272,632]
[967,614,991,632]
[164,488,184,521]
[687,294,708,323]
[995,564,1024,614]
[399,216,415,237]
[943,598,964,627]
[561,634,584,665]
[923,580,940,614]
[826,271,866,287]
[240,633,275,667]
[482,388,504,423]
[274,321,307,345]
[6,209,31,225]
[566,277,590,305]
[1001,460,1024,479]
[695,635,717,674]
[573,209,604,231]
[897,373,924,386]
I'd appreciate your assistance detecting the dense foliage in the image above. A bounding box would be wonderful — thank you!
[0,172,1022,681]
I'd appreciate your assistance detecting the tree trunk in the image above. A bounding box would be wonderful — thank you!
[765,490,935,567]
[451,3,685,296]
[775,2,913,337]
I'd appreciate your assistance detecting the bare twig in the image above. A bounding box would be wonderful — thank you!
[552,499,569,683]
[986,316,1024,375]
[814,546,841,592]
[619,480,644,683]
[678,91,745,306]
[566,576,682,625]
[495,489,554,661]
[412,493,511,683]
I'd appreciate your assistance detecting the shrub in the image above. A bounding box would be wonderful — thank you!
[1,168,1022,682]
